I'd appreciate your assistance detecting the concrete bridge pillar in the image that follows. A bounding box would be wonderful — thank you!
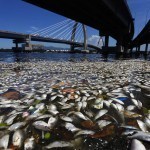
[70,22,78,52]
[145,43,148,53]
[130,47,133,57]
[82,24,87,50]
[143,43,149,59]
[70,22,87,52]
[105,35,109,48]
[99,31,109,54]
[116,41,123,53]
[15,42,19,49]
[136,46,138,52]
[13,39,21,51]
[116,41,124,58]
[138,45,140,52]
[24,35,32,51]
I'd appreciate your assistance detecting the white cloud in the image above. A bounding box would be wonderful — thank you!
[87,35,104,47]
[27,26,39,33]
[31,26,39,31]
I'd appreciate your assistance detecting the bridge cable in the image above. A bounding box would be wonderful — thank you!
[32,19,70,35]
[63,23,82,41]
[57,22,74,40]
[76,24,85,43]
[37,20,74,37]
[66,23,82,41]
[46,20,75,38]
[73,24,83,42]
[53,21,76,39]
[78,29,84,43]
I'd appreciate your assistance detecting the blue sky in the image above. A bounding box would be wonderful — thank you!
[0,0,149,49]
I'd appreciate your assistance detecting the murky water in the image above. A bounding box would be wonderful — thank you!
[0,52,108,63]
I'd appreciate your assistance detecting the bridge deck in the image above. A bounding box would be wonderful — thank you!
[0,30,101,50]
[23,0,134,45]
[131,20,150,47]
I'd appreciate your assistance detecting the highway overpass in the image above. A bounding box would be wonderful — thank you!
[23,0,134,46]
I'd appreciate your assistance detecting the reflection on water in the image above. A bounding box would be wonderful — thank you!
[0,52,116,63]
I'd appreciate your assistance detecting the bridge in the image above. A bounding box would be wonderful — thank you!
[0,20,102,52]
[23,0,134,52]
[130,20,150,54]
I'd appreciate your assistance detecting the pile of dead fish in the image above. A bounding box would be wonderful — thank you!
[0,60,149,150]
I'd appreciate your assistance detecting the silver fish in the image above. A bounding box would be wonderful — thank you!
[94,109,108,120]
[130,139,146,150]
[13,130,25,148]
[48,116,57,129]
[97,120,111,129]
[24,137,35,150]
[64,123,80,132]
[75,130,95,137]
[60,115,73,122]
[33,121,50,131]
[74,112,89,120]
[137,120,148,132]
[128,131,150,142]
[0,134,9,149]
[8,122,26,131]
[45,141,73,149]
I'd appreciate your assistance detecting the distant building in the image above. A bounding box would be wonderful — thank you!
[22,43,44,50]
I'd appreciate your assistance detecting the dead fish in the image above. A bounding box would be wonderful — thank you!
[48,116,58,128]
[82,96,87,101]
[128,131,150,142]
[0,134,9,149]
[131,99,142,109]
[75,97,81,102]
[82,101,87,109]
[137,120,148,132]
[13,130,25,148]
[130,93,135,98]
[97,120,111,129]
[61,97,69,103]
[144,117,150,129]
[87,96,96,101]
[115,103,124,112]
[8,122,26,131]
[45,141,73,149]
[93,102,103,110]
[48,110,59,116]
[47,104,57,111]
[60,115,73,122]
[26,112,42,121]
[75,130,95,137]
[5,114,17,125]
[76,102,82,111]
[61,103,74,109]
[64,123,80,132]
[32,121,50,131]
[111,98,124,105]
[94,109,108,120]
[130,139,146,150]
[103,101,111,108]
[84,110,94,118]
[126,105,136,111]
[50,95,57,101]
[36,114,52,120]
[74,112,89,120]
[0,116,6,124]
[24,137,35,150]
